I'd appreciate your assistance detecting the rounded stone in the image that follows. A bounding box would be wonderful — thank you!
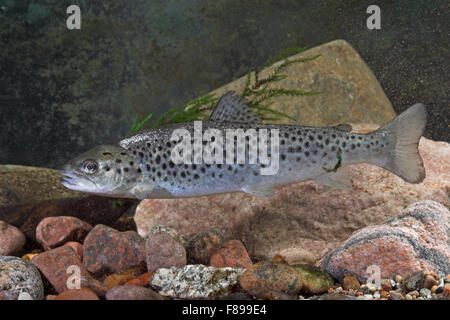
[239,261,303,299]
[36,216,92,250]
[0,256,44,300]
[0,220,26,255]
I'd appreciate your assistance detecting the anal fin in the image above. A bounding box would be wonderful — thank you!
[314,166,352,189]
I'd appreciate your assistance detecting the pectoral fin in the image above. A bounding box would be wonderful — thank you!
[242,184,275,197]
[130,181,156,200]
[314,166,352,189]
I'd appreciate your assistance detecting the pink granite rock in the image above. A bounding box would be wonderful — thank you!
[145,228,186,272]
[83,225,146,276]
[36,216,92,250]
[318,201,450,282]
[134,137,449,263]
[0,220,25,255]
[31,245,106,297]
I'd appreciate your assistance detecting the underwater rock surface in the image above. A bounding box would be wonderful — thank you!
[319,201,450,282]
[135,137,449,263]
[0,256,44,300]
[150,264,245,299]
[0,165,132,240]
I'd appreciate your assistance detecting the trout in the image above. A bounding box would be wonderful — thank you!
[61,92,426,199]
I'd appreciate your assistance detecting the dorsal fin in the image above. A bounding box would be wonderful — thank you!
[210,91,261,123]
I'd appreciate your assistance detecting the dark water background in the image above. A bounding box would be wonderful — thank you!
[0,0,448,169]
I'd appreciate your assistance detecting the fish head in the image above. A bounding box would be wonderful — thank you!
[60,144,138,197]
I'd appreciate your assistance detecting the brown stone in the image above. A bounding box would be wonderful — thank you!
[31,244,105,297]
[342,276,360,291]
[54,287,99,300]
[36,216,92,250]
[83,225,145,276]
[210,240,252,269]
[423,274,438,289]
[239,261,303,299]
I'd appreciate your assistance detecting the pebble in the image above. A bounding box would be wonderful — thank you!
[54,288,100,300]
[103,269,138,289]
[365,282,378,293]
[145,228,186,272]
[380,290,390,298]
[106,285,164,300]
[210,239,252,269]
[430,285,438,294]
[151,264,244,299]
[395,275,403,283]
[36,216,92,250]
[0,220,26,255]
[389,291,404,300]
[290,264,334,294]
[83,225,145,276]
[124,272,153,287]
[373,292,381,299]
[381,278,392,291]
[0,256,44,300]
[342,276,360,291]
[444,283,450,297]
[405,294,413,300]
[239,261,303,299]
[419,288,432,299]
[402,270,425,292]
[186,227,230,265]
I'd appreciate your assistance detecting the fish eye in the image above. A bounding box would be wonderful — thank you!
[81,160,98,173]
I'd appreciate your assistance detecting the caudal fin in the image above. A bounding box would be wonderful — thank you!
[376,103,427,183]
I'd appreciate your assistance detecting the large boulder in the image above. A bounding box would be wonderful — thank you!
[135,136,448,263]
[0,165,133,240]
[318,201,450,282]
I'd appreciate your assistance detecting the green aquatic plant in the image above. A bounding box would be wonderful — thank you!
[130,46,321,132]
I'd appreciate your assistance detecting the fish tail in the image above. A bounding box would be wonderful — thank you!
[373,103,427,183]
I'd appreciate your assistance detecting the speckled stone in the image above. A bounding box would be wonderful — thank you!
[0,256,44,300]
[0,220,25,255]
[36,216,92,250]
[83,225,145,276]
[319,201,450,282]
[150,264,245,299]
[31,244,106,297]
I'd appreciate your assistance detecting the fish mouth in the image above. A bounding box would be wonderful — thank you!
[60,169,96,189]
